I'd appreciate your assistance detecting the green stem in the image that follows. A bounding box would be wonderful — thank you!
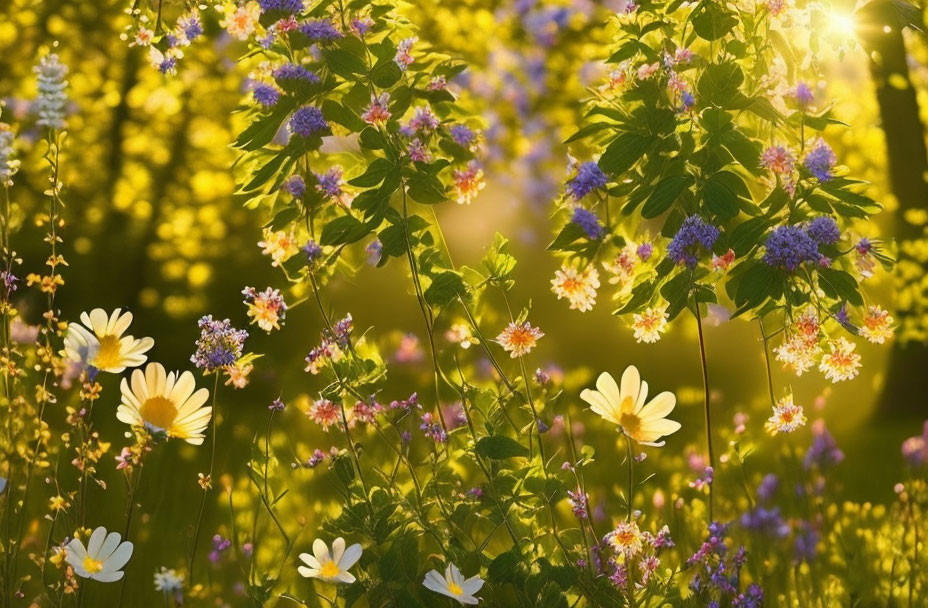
[692,292,715,522]
[188,374,220,584]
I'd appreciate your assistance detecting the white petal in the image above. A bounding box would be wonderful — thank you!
[87,527,107,558]
[339,543,362,570]
[299,552,321,570]
[595,372,622,409]
[619,365,640,406]
[331,537,346,564]
[312,538,331,564]
[638,392,676,422]
[103,542,133,572]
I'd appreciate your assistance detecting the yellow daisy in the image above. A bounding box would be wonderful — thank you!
[63,308,154,373]
[580,365,681,446]
[116,363,212,445]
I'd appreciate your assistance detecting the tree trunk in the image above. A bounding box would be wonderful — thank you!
[857,0,928,418]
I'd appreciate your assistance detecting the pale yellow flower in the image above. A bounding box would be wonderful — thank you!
[764,394,807,436]
[580,365,680,446]
[631,307,668,343]
[116,363,212,445]
[298,537,362,584]
[63,309,154,373]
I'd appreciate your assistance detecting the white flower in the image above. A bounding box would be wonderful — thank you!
[298,537,362,584]
[34,52,69,130]
[423,563,485,605]
[116,362,212,444]
[63,308,154,373]
[65,527,133,582]
[154,567,184,593]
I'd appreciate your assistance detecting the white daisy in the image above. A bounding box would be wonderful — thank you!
[298,537,362,584]
[116,362,212,445]
[423,563,485,605]
[65,527,133,582]
[63,308,154,373]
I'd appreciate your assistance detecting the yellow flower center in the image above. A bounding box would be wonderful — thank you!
[619,411,642,441]
[93,334,122,369]
[447,581,463,596]
[83,556,104,574]
[320,561,341,578]
[140,396,179,432]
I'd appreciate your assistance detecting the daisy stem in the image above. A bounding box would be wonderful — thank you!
[692,291,715,522]
[188,373,220,585]
[758,318,777,406]
[624,433,634,522]
[117,464,143,608]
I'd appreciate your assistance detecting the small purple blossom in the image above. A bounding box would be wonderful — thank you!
[450,124,476,147]
[794,82,814,108]
[566,161,608,199]
[571,207,604,239]
[191,316,248,371]
[762,224,819,271]
[252,83,280,108]
[282,174,305,198]
[300,19,342,41]
[668,216,720,268]
[258,0,304,13]
[637,242,654,261]
[269,398,286,412]
[806,216,840,245]
[419,412,448,443]
[289,106,328,137]
[804,139,837,181]
[302,240,322,263]
[273,63,320,84]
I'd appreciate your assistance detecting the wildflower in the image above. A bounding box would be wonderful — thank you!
[258,227,299,267]
[689,466,714,491]
[637,62,659,79]
[806,216,840,245]
[794,82,814,108]
[406,105,439,134]
[269,398,285,412]
[668,216,719,268]
[818,337,861,382]
[303,240,323,264]
[764,394,807,435]
[395,333,423,363]
[422,563,484,605]
[854,237,876,277]
[65,527,134,582]
[901,421,928,466]
[34,52,69,130]
[566,161,608,200]
[496,321,544,357]
[804,419,844,469]
[760,145,794,176]
[49,495,69,511]
[711,249,736,271]
[307,398,340,431]
[289,106,328,137]
[209,535,231,562]
[63,309,154,373]
[395,36,417,70]
[603,244,638,291]
[580,365,681,446]
[804,139,836,181]
[148,47,180,75]
[452,161,485,205]
[282,174,305,198]
[445,322,477,349]
[607,521,644,557]
[567,489,588,519]
[252,82,280,108]
[178,11,203,40]
[300,19,343,41]
[774,334,821,375]
[273,63,320,85]
[450,124,477,148]
[242,286,287,332]
[762,224,819,271]
[154,567,184,593]
[132,27,154,46]
[859,305,893,344]
[420,412,448,443]
[258,0,304,13]
[190,316,248,371]
[408,139,430,163]
[571,207,604,239]
[0,122,21,186]
[631,307,668,344]
[362,93,391,126]
[117,363,212,444]
[551,263,600,311]
[298,538,362,584]
[221,2,261,40]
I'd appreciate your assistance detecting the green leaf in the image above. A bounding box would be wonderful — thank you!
[697,63,745,107]
[817,268,863,305]
[691,2,738,40]
[320,214,371,246]
[406,172,447,204]
[475,436,529,460]
[660,272,691,320]
[598,132,651,176]
[734,262,781,310]
[702,170,747,219]
[641,175,693,218]
[370,57,402,88]
[547,222,587,251]
[322,48,367,79]
[321,99,366,132]
[424,271,468,307]
[234,99,296,150]
[348,158,397,188]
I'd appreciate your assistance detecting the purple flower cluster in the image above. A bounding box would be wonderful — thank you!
[419,412,448,443]
[323,314,353,349]
[282,174,305,198]
[289,106,328,137]
[806,216,840,245]
[302,239,322,263]
[252,83,280,108]
[191,316,248,371]
[269,398,286,412]
[739,506,789,538]
[300,19,342,41]
[178,13,203,40]
[258,0,304,13]
[273,63,320,84]
[566,161,608,199]
[668,216,719,267]
[571,207,603,239]
[804,421,844,470]
[762,224,820,271]
[450,124,477,147]
[794,82,814,108]
[687,522,762,607]
[209,535,232,563]
[389,392,420,413]
[804,140,836,181]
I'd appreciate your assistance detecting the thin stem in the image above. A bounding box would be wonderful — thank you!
[692,292,715,522]
[624,434,634,522]
[188,374,221,584]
